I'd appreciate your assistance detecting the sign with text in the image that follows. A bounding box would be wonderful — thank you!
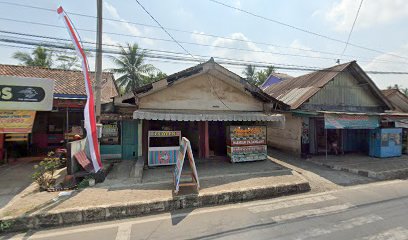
[325,113,379,129]
[0,76,54,111]
[174,137,200,194]
[227,145,267,162]
[0,110,36,133]
[227,126,267,162]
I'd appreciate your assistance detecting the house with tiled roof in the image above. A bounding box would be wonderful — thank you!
[0,64,118,103]
[0,64,119,156]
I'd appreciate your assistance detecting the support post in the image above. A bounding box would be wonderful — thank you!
[198,121,210,159]
[325,128,328,160]
[142,120,149,166]
[204,121,209,158]
[66,107,69,134]
[94,0,103,122]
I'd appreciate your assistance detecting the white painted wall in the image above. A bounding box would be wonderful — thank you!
[139,74,264,111]
[267,113,302,154]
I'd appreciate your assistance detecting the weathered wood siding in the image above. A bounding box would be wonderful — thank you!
[267,113,301,154]
[139,74,264,111]
[301,72,385,112]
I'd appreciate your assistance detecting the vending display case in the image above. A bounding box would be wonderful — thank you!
[226,126,267,163]
[369,128,402,158]
[148,131,181,166]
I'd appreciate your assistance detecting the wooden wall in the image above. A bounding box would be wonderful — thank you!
[302,71,386,112]
[267,113,302,154]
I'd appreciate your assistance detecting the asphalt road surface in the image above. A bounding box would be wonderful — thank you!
[5,179,408,240]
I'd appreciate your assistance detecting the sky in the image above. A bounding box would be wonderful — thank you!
[0,0,407,89]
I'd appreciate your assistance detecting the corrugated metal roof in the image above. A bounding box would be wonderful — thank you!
[264,62,351,109]
[133,109,284,122]
[264,61,392,110]
[381,89,408,113]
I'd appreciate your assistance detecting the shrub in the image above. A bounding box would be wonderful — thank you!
[32,152,62,191]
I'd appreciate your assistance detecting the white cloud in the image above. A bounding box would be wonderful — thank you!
[188,31,327,77]
[363,43,408,89]
[289,39,321,58]
[190,31,212,45]
[326,0,408,31]
[103,1,154,45]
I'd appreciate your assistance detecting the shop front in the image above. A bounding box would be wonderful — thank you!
[125,59,288,167]
[32,99,85,153]
[303,112,402,158]
[99,114,138,160]
[0,75,54,160]
[135,111,283,167]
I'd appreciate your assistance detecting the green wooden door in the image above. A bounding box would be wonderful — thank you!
[121,120,138,160]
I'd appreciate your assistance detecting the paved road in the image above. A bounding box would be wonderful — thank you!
[5,180,408,240]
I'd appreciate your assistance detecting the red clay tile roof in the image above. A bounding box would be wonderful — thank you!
[0,64,118,103]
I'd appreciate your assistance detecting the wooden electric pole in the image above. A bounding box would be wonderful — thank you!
[95,0,103,122]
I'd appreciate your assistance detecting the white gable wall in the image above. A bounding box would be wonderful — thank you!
[138,73,264,111]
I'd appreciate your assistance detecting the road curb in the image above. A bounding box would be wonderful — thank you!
[305,159,408,180]
[0,180,310,233]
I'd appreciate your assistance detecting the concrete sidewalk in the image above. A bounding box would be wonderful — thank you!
[307,154,408,180]
[0,158,310,233]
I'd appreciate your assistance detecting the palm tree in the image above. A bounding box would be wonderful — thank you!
[55,44,92,70]
[13,46,53,68]
[110,43,156,93]
[256,65,275,85]
[242,65,257,85]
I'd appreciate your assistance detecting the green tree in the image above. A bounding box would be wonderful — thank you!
[110,43,156,93]
[243,65,275,86]
[55,44,92,70]
[147,71,167,83]
[256,66,275,85]
[242,65,258,85]
[13,46,53,68]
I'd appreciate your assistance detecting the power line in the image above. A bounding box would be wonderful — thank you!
[2,37,408,75]
[340,0,364,57]
[134,0,199,62]
[1,26,407,66]
[0,1,406,63]
[207,0,408,61]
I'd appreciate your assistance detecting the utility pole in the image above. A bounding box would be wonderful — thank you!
[95,0,102,122]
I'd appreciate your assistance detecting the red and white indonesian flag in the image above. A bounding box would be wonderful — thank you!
[57,7,102,172]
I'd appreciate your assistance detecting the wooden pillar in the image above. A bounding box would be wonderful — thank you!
[0,134,4,162]
[142,119,149,165]
[204,121,209,158]
[198,121,210,159]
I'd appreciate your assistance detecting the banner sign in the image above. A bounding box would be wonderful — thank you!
[227,145,267,162]
[230,139,266,146]
[174,137,199,194]
[102,123,118,137]
[325,113,379,129]
[0,76,54,111]
[227,126,267,162]
[58,7,102,172]
[0,110,36,133]
[229,126,266,140]
[148,131,181,137]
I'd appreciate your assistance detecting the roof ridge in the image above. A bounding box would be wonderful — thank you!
[0,63,113,75]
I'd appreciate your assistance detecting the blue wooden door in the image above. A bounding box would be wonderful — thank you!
[121,120,138,160]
